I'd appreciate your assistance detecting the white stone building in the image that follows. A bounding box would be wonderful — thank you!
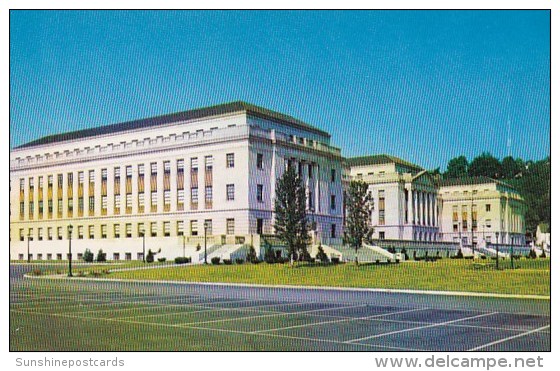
[345,155,440,241]
[345,156,526,246]
[10,102,344,261]
[439,177,526,246]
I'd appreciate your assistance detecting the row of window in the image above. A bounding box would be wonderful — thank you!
[18,252,141,261]
[18,219,239,241]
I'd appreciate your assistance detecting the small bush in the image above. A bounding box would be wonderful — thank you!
[401,248,409,261]
[196,243,201,251]
[455,248,464,259]
[89,271,102,277]
[158,257,167,263]
[480,255,487,260]
[300,250,313,263]
[211,257,220,265]
[528,249,537,259]
[83,249,94,263]
[247,245,258,263]
[540,250,547,258]
[77,271,86,277]
[96,249,107,262]
[223,259,233,265]
[316,244,329,263]
[32,269,42,276]
[175,257,191,264]
[235,258,244,264]
[331,257,340,264]
[146,249,155,263]
[264,248,276,264]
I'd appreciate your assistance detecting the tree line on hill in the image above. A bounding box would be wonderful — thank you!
[429,152,550,235]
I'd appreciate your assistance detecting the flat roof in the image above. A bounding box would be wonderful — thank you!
[345,154,424,172]
[439,176,518,191]
[14,101,330,149]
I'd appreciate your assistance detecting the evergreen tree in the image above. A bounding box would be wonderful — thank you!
[444,156,469,179]
[274,166,310,265]
[343,180,374,265]
[468,152,502,178]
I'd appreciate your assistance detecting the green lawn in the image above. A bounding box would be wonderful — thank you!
[106,258,550,296]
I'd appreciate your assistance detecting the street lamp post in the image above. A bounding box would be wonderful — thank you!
[203,221,208,264]
[510,235,514,269]
[140,232,145,263]
[495,231,499,270]
[27,231,31,263]
[67,224,73,277]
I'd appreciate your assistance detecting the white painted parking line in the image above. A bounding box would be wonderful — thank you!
[345,311,497,343]
[177,304,367,327]
[254,307,426,333]
[468,325,551,351]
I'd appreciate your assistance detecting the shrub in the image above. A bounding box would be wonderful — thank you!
[196,243,201,251]
[316,244,329,263]
[83,249,94,263]
[401,248,409,261]
[480,255,487,260]
[175,257,190,264]
[528,249,537,259]
[264,247,276,264]
[456,248,464,259]
[247,245,258,263]
[211,257,220,265]
[331,257,340,264]
[146,249,155,263]
[540,250,547,258]
[32,269,42,276]
[223,259,233,265]
[235,258,244,264]
[157,257,167,263]
[77,271,86,277]
[96,249,107,262]
[300,250,313,263]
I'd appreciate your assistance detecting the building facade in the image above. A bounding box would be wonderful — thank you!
[439,177,526,246]
[10,102,344,261]
[345,155,440,241]
[346,156,526,246]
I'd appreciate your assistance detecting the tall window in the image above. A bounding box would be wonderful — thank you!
[114,224,120,238]
[126,223,132,238]
[257,184,263,202]
[101,225,107,239]
[163,161,170,174]
[486,204,491,212]
[462,205,468,232]
[257,153,264,169]
[205,156,213,171]
[378,190,385,225]
[163,222,170,237]
[78,226,84,239]
[226,153,235,168]
[205,186,213,203]
[204,219,212,235]
[88,225,94,239]
[226,184,235,201]
[150,222,157,237]
[191,188,198,204]
[190,220,198,236]
[177,159,184,173]
[330,194,336,211]
[126,165,132,178]
[150,162,157,175]
[331,169,336,183]
[226,218,235,235]
[177,221,184,236]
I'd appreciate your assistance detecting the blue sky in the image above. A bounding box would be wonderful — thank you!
[9,10,550,170]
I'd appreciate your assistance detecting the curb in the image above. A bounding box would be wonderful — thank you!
[23,273,550,300]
